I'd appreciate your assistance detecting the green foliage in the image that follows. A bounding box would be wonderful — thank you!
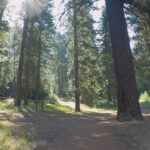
[140,91,150,102]
[140,91,150,108]
[67,3,101,106]
[98,7,117,103]
[126,3,150,95]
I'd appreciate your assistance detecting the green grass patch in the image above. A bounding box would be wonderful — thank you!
[28,101,74,113]
[0,99,73,149]
[0,99,74,115]
[44,103,74,113]
[80,99,117,111]
[0,99,36,116]
[0,98,117,116]
[0,120,36,150]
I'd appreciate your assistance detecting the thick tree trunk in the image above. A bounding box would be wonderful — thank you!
[24,23,34,106]
[15,17,29,106]
[105,0,142,121]
[73,0,80,112]
[35,33,41,111]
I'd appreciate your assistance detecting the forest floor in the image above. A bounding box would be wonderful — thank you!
[0,99,150,150]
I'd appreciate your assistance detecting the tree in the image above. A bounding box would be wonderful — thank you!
[0,0,7,22]
[125,3,150,95]
[23,22,34,105]
[15,15,29,106]
[105,0,142,121]
[56,34,68,98]
[67,1,102,107]
[35,31,42,111]
[73,0,80,112]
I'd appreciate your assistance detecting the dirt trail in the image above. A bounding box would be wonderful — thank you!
[1,103,150,150]
[57,99,75,109]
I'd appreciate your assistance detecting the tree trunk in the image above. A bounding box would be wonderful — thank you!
[0,0,6,22]
[2,68,6,96]
[57,65,62,97]
[73,0,80,112]
[24,23,34,106]
[107,81,112,102]
[0,8,4,22]
[13,43,16,98]
[41,98,44,110]
[35,33,41,111]
[15,16,29,106]
[105,0,142,121]
[0,62,3,82]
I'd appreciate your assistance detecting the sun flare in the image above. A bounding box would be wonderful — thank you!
[6,0,42,24]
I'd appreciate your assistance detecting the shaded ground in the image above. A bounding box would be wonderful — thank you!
[0,100,150,150]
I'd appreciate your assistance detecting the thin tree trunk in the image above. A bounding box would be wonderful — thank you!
[15,16,29,106]
[57,65,61,97]
[105,0,142,121]
[24,23,34,106]
[41,98,44,110]
[73,0,80,112]
[0,0,6,22]
[13,43,16,98]
[0,8,4,22]
[107,80,112,102]
[0,62,3,82]
[2,68,6,96]
[35,33,41,111]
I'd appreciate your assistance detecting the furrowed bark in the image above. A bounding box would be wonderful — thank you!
[105,0,143,121]
[73,0,80,112]
[24,23,34,106]
[15,16,29,106]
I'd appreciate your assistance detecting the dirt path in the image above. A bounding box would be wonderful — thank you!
[1,103,150,150]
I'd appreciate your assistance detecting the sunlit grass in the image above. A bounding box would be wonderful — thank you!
[28,100,74,114]
[79,103,117,114]
[0,99,74,149]
[0,99,74,114]
[0,120,36,150]
[44,103,74,113]
[0,98,117,116]
[55,96,117,114]
[0,99,36,116]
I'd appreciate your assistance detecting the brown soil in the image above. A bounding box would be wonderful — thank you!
[0,104,150,150]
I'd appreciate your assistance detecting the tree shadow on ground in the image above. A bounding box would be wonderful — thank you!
[1,100,150,150]
[0,110,134,150]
